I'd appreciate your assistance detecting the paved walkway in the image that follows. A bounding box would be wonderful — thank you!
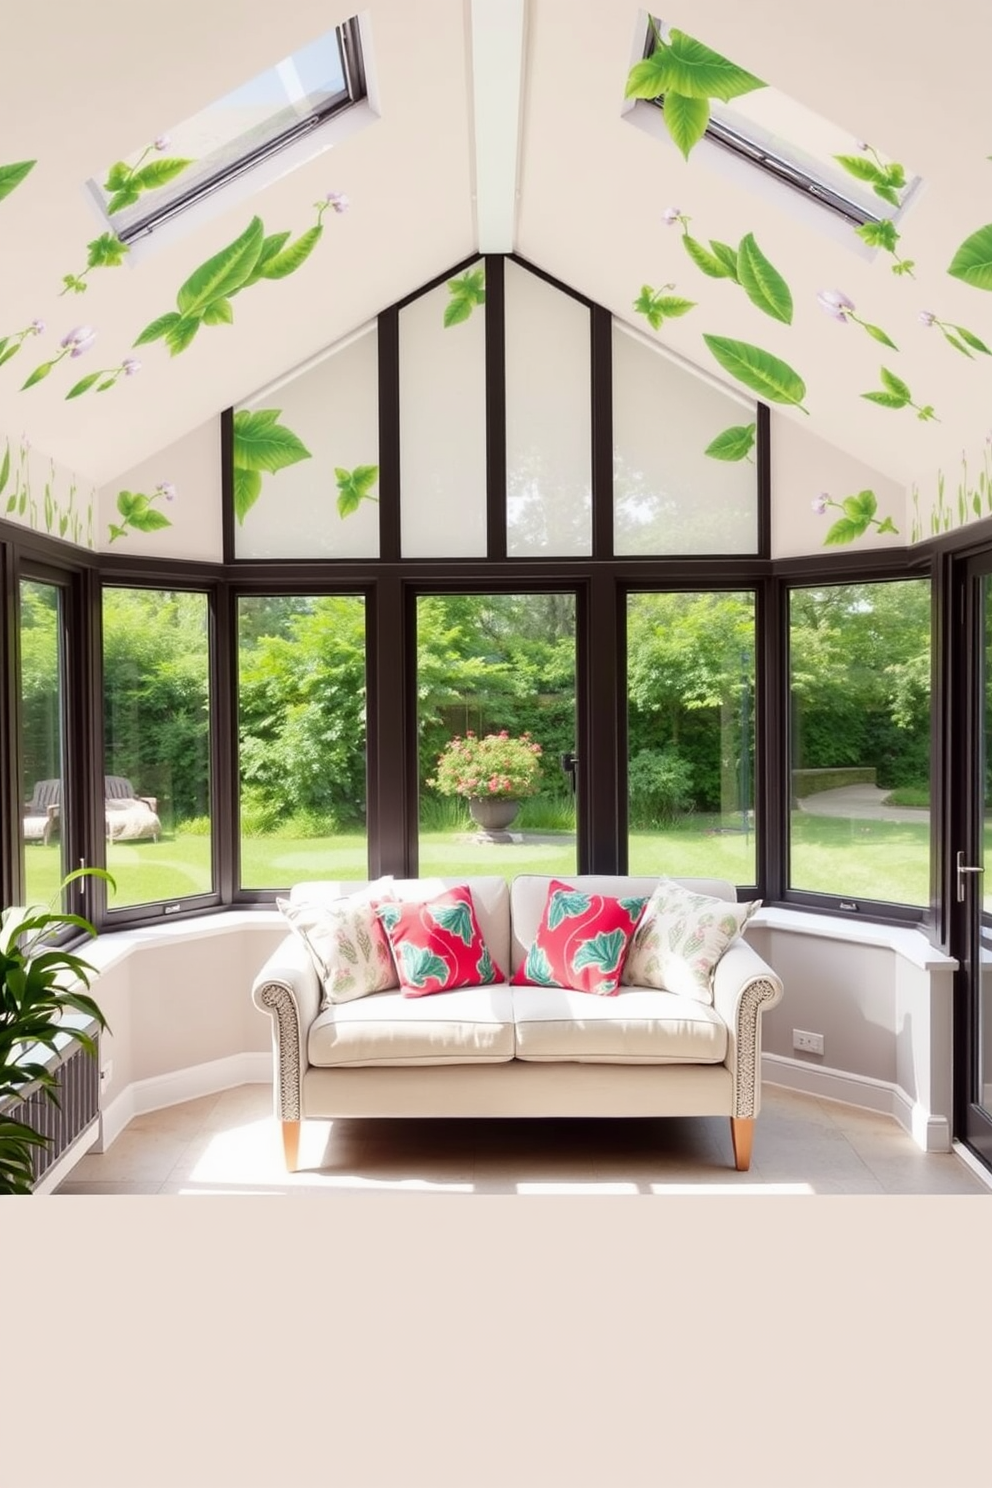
[797,783,929,825]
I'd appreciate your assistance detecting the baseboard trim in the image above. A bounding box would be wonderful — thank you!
[98,1052,272,1152]
[762,1052,951,1153]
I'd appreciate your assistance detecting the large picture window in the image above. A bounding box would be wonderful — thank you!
[788,578,931,907]
[237,595,368,887]
[102,586,213,909]
[626,591,756,883]
[416,593,577,881]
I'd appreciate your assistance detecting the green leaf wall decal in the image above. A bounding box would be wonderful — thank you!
[704,423,756,461]
[682,234,733,278]
[133,312,183,346]
[177,217,265,318]
[131,157,193,190]
[0,160,36,204]
[664,92,710,159]
[233,468,263,524]
[335,465,379,517]
[948,224,992,290]
[258,225,323,280]
[232,409,312,473]
[664,30,765,101]
[702,335,808,412]
[736,233,793,323]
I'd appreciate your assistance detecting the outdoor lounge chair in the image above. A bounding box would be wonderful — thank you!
[23,778,61,846]
[104,775,161,842]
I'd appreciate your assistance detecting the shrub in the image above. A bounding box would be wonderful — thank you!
[429,731,543,800]
[628,747,695,827]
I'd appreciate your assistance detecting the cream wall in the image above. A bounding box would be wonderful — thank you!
[770,412,905,558]
[97,417,223,560]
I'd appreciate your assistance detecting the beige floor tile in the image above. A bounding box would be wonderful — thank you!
[69,1129,195,1184]
[54,1179,164,1195]
[53,1083,992,1196]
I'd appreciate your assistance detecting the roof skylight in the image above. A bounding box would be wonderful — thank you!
[90,17,367,246]
[628,18,921,231]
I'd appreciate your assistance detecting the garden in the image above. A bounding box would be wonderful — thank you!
[18,582,938,910]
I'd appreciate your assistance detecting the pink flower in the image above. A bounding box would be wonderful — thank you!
[122,357,141,376]
[817,290,854,322]
[324,191,350,213]
[662,206,682,226]
[919,310,936,327]
[154,135,171,151]
[70,333,97,357]
[156,481,176,501]
[812,493,829,515]
[30,318,44,334]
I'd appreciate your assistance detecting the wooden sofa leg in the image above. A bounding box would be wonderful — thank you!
[281,1120,301,1172]
[730,1117,754,1172]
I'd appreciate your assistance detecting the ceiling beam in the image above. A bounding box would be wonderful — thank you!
[469,0,526,253]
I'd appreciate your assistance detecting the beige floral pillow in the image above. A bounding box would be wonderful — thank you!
[621,879,760,1004]
[278,881,399,1005]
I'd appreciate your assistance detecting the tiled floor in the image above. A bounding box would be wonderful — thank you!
[54,1081,992,1195]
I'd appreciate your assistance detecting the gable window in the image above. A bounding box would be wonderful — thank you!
[89,17,368,247]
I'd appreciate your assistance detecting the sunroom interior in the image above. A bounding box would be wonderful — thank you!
[3,0,992,1195]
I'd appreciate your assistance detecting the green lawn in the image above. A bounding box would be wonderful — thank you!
[20,809,940,910]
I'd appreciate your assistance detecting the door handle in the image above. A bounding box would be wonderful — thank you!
[957,850,985,902]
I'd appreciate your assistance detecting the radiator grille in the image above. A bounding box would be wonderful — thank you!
[4,1041,100,1185]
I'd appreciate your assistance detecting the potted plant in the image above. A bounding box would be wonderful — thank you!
[429,730,543,831]
[0,867,114,1195]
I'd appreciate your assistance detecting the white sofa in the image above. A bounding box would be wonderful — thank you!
[251,874,784,1172]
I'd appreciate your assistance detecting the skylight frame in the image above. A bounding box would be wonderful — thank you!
[94,17,367,248]
[639,21,917,231]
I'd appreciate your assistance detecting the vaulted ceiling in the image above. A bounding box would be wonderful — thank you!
[2,0,991,508]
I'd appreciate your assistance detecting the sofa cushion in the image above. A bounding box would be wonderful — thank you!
[511,986,728,1063]
[511,879,646,995]
[278,878,399,1005]
[375,884,504,996]
[622,878,761,1004]
[308,985,516,1067]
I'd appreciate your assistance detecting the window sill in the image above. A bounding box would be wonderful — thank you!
[750,906,956,974]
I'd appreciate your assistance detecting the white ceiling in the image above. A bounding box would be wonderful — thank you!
[2,0,991,490]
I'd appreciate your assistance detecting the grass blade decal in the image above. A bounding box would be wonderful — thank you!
[702,335,808,412]
[736,233,793,323]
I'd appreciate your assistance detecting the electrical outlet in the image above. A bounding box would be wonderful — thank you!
[100,1060,113,1088]
[793,1029,824,1056]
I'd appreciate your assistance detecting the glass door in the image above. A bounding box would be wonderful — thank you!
[954,561,992,1168]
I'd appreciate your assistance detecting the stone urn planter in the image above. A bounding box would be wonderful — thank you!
[468,797,521,832]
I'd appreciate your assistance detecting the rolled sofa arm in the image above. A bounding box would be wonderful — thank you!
[711,939,784,1120]
[251,934,322,1121]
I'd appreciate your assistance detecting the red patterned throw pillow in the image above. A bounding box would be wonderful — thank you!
[374,884,503,997]
[511,880,647,996]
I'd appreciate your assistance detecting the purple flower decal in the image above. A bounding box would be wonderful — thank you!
[324,190,350,213]
[122,357,141,376]
[60,325,94,349]
[154,135,170,151]
[919,310,936,326]
[30,318,44,334]
[156,481,176,501]
[812,493,829,515]
[817,289,854,322]
[70,333,96,357]
[662,206,682,226]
